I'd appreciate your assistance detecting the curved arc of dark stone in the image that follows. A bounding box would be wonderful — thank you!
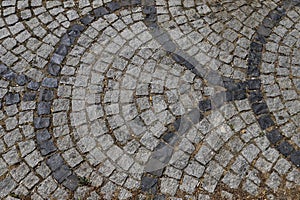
[246,0,300,167]
[34,0,143,191]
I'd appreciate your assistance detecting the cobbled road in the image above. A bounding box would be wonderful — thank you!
[0,0,299,199]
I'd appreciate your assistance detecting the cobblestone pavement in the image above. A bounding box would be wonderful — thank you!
[0,0,299,199]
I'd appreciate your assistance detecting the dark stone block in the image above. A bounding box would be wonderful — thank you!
[38,102,51,115]
[53,165,72,183]
[67,24,84,38]
[262,17,275,28]
[258,115,274,130]
[252,102,269,115]
[247,64,260,77]
[107,2,121,12]
[48,63,61,76]
[16,74,28,86]
[0,102,2,109]
[171,53,185,64]
[290,151,300,167]
[257,25,272,37]
[248,50,262,64]
[55,45,68,56]
[277,141,294,157]
[254,33,267,44]
[223,78,237,90]
[60,34,72,46]
[47,154,64,171]
[145,14,157,22]
[34,117,50,129]
[233,89,247,100]
[143,6,156,14]
[50,54,64,65]
[3,70,17,81]
[23,92,36,101]
[225,91,234,102]
[250,42,263,52]
[42,78,58,88]
[0,64,8,74]
[80,14,95,25]
[40,89,54,101]
[93,7,108,17]
[191,68,202,77]
[63,174,79,191]
[266,129,283,144]
[141,176,158,194]
[268,10,282,21]
[131,0,142,5]
[247,79,261,90]
[249,90,263,103]
[148,168,164,177]
[162,132,179,146]
[183,61,194,70]
[199,99,212,112]
[27,81,40,90]
[36,129,51,143]
[40,140,57,155]
[176,117,192,136]
[5,93,20,105]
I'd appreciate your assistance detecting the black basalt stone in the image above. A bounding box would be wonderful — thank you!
[23,92,36,101]
[199,99,212,112]
[94,7,109,17]
[80,14,95,25]
[258,115,274,130]
[50,54,64,65]
[34,117,50,129]
[162,132,179,146]
[277,141,294,157]
[5,93,20,105]
[3,70,17,81]
[249,90,263,103]
[141,176,158,194]
[40,89,54,101]
[250,42,263,52]
[40,140,57,155]
[171,53,185,64]
[266,129,283,144]
[143,6,156,14]
[48,63,61,76]
[55,44,68,56]
[63,174,79,191]
[290,151,300,167]
[68,24,84,36]
[61,34,72,46]
[47,154,64,171]
[0,64,8,74]
[247,64,260,77]
[16,74,28,86]
[36,129,51,143]
[252,102,269,115]
[107,2,121,12]
[38,102,51,115]
[233,89,247,100]
[247,79,261,90]
[53,165,72,183]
